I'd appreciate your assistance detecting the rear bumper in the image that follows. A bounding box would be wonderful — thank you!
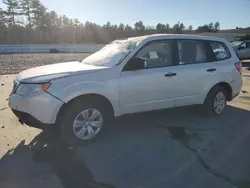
[230,92,240,101]
[12,109,53,130]
[230,75,243,101]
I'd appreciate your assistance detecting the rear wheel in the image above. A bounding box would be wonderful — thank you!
[204,86,227,115]
[59,99,109,145]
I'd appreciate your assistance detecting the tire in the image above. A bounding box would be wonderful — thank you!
[59,98,111,145]
[203,86,227,115]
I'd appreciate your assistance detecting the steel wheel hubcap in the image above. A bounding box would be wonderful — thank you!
[73,108,103,140]
[213,92,226,114]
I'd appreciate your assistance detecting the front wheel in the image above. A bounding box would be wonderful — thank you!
[204,86,227,115]
[72,108,103,140]
[59,99,108,145]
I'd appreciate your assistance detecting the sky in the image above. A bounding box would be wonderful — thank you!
[1,0,250,29]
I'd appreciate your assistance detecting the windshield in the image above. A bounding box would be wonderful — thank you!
[82,38,142,67]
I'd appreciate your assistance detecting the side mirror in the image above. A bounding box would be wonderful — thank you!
[124,57,145,71]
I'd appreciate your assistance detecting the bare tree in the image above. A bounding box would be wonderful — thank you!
[208,22,214,31]
[214,22,220,32]
[188,25,193,31]
[31,0,46,28]
[156,23,166,33]
[0,7,9,24]
[2,0,19,25]
[125,24,132,31]
[173,22,185,33]
[179,23,185,31]
[20,0,32,28]
[134,21,145,31]
[165,23,170,30]
[118,23,124,31]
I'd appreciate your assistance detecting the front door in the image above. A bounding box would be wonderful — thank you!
[120,40,178,114]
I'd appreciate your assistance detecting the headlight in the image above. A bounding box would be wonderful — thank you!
[15,82,51,96]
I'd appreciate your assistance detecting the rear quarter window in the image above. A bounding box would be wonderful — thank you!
[209,41,231,60]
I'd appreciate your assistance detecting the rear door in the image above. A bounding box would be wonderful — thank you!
[174,39,232,107]
[171,39,213,107]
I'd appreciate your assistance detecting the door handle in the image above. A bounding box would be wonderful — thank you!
[165,72,177,77]
[207,68,216,72]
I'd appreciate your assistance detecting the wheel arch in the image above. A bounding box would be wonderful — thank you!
[55,93,115,126]
[205,82,233,102]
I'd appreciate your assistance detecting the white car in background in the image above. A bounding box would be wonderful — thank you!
[9,34,242,144]
[231,40,250,60]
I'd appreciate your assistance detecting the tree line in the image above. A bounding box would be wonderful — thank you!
[0,0,222,44]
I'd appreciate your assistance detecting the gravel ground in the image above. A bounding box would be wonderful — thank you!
[0,53,91,75]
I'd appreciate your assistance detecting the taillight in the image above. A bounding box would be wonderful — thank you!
[235,61,242,74]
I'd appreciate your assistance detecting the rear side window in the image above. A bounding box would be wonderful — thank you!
[209,42,230,60]
[177,40,207,65]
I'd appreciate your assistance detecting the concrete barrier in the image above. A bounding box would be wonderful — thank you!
[0,44,105,54]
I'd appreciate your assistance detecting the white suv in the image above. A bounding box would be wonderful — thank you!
[9,34,242,144]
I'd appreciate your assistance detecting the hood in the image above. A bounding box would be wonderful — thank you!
[17,61,108,83]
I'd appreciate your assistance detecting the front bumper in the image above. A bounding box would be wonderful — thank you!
[12,109,52,129]
[9,91,64,125]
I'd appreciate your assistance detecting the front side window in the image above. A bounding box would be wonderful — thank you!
[209,41,230,60]
[136,40,173,69]
[177,40,207,65]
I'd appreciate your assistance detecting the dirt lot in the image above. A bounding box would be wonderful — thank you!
[0,58,250,188]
